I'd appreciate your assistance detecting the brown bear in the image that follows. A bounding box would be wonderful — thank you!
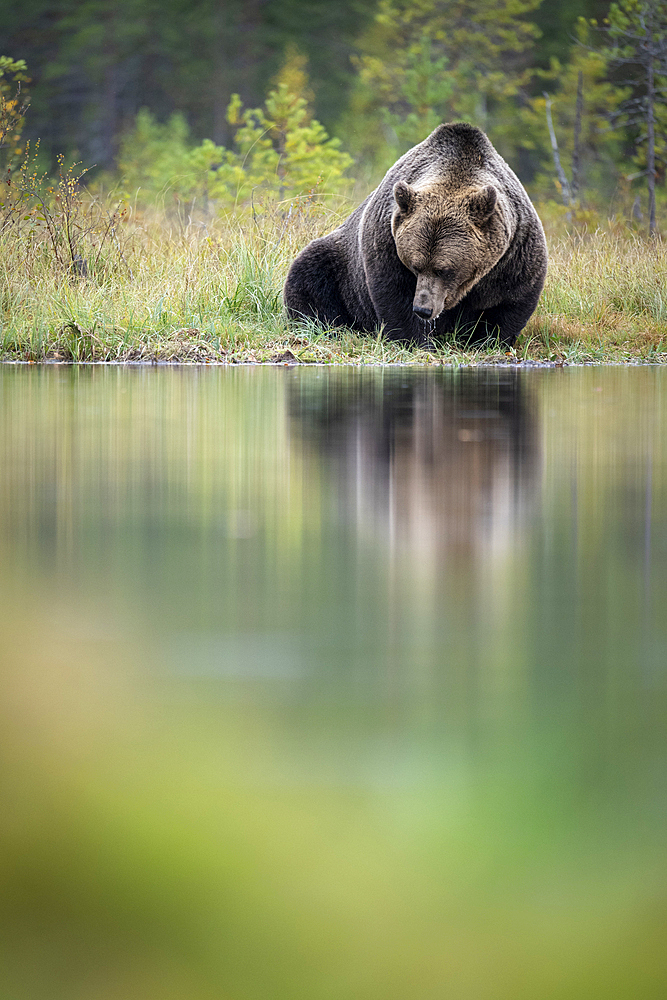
[283,123,547,347]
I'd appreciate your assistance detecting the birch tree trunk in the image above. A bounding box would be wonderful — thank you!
[544,92,572,207]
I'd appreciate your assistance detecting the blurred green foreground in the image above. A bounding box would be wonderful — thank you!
[1,364,666,1000]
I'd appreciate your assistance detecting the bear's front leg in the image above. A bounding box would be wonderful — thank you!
[284,239,358,329]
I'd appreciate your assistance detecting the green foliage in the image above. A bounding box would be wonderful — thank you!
[532,1,611,68]
[217,80,354,207]
[346,0,543,171]
[602,1,667,191]
[116,108,193,202]
[116,50,353,213]
[357,36,453,164]
[0,56,30,169]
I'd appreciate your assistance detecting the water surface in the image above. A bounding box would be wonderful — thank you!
[1,364,666,999]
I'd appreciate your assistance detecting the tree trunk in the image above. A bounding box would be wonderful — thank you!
[544,93,572,207]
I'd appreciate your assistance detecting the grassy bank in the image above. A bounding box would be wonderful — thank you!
[1,200,666,365]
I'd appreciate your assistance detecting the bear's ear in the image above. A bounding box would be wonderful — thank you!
[467,185,497,224]
[393,180,415,215]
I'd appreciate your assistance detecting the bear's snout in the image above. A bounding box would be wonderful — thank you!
[413,274,448,321]
[413,303,433,319]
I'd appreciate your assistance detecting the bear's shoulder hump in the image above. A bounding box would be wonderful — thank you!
[428,122,493,164]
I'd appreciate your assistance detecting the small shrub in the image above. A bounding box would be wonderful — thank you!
[2,142,133,278]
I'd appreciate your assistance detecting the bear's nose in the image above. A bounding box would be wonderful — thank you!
[413,304,433,319]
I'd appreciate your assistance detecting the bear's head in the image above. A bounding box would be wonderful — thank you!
[391,180,511,321]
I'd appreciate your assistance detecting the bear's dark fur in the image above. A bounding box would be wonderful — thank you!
[283,123,547,347]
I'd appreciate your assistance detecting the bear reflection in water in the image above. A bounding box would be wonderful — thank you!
[289,370,538,558]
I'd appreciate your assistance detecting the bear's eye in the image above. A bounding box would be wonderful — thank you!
[434,268,455,282]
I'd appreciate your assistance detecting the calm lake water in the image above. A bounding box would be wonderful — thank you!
[1,364,666,999]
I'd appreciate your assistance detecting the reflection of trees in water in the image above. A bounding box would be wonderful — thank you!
[289,370,539,560]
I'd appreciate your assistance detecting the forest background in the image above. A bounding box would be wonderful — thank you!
[2,0,667,226]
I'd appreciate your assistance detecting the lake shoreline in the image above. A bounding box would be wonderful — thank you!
[3,354,667,368]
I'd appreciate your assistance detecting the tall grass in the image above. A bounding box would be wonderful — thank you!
[540,231,667,359]
[1,190,666,364]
